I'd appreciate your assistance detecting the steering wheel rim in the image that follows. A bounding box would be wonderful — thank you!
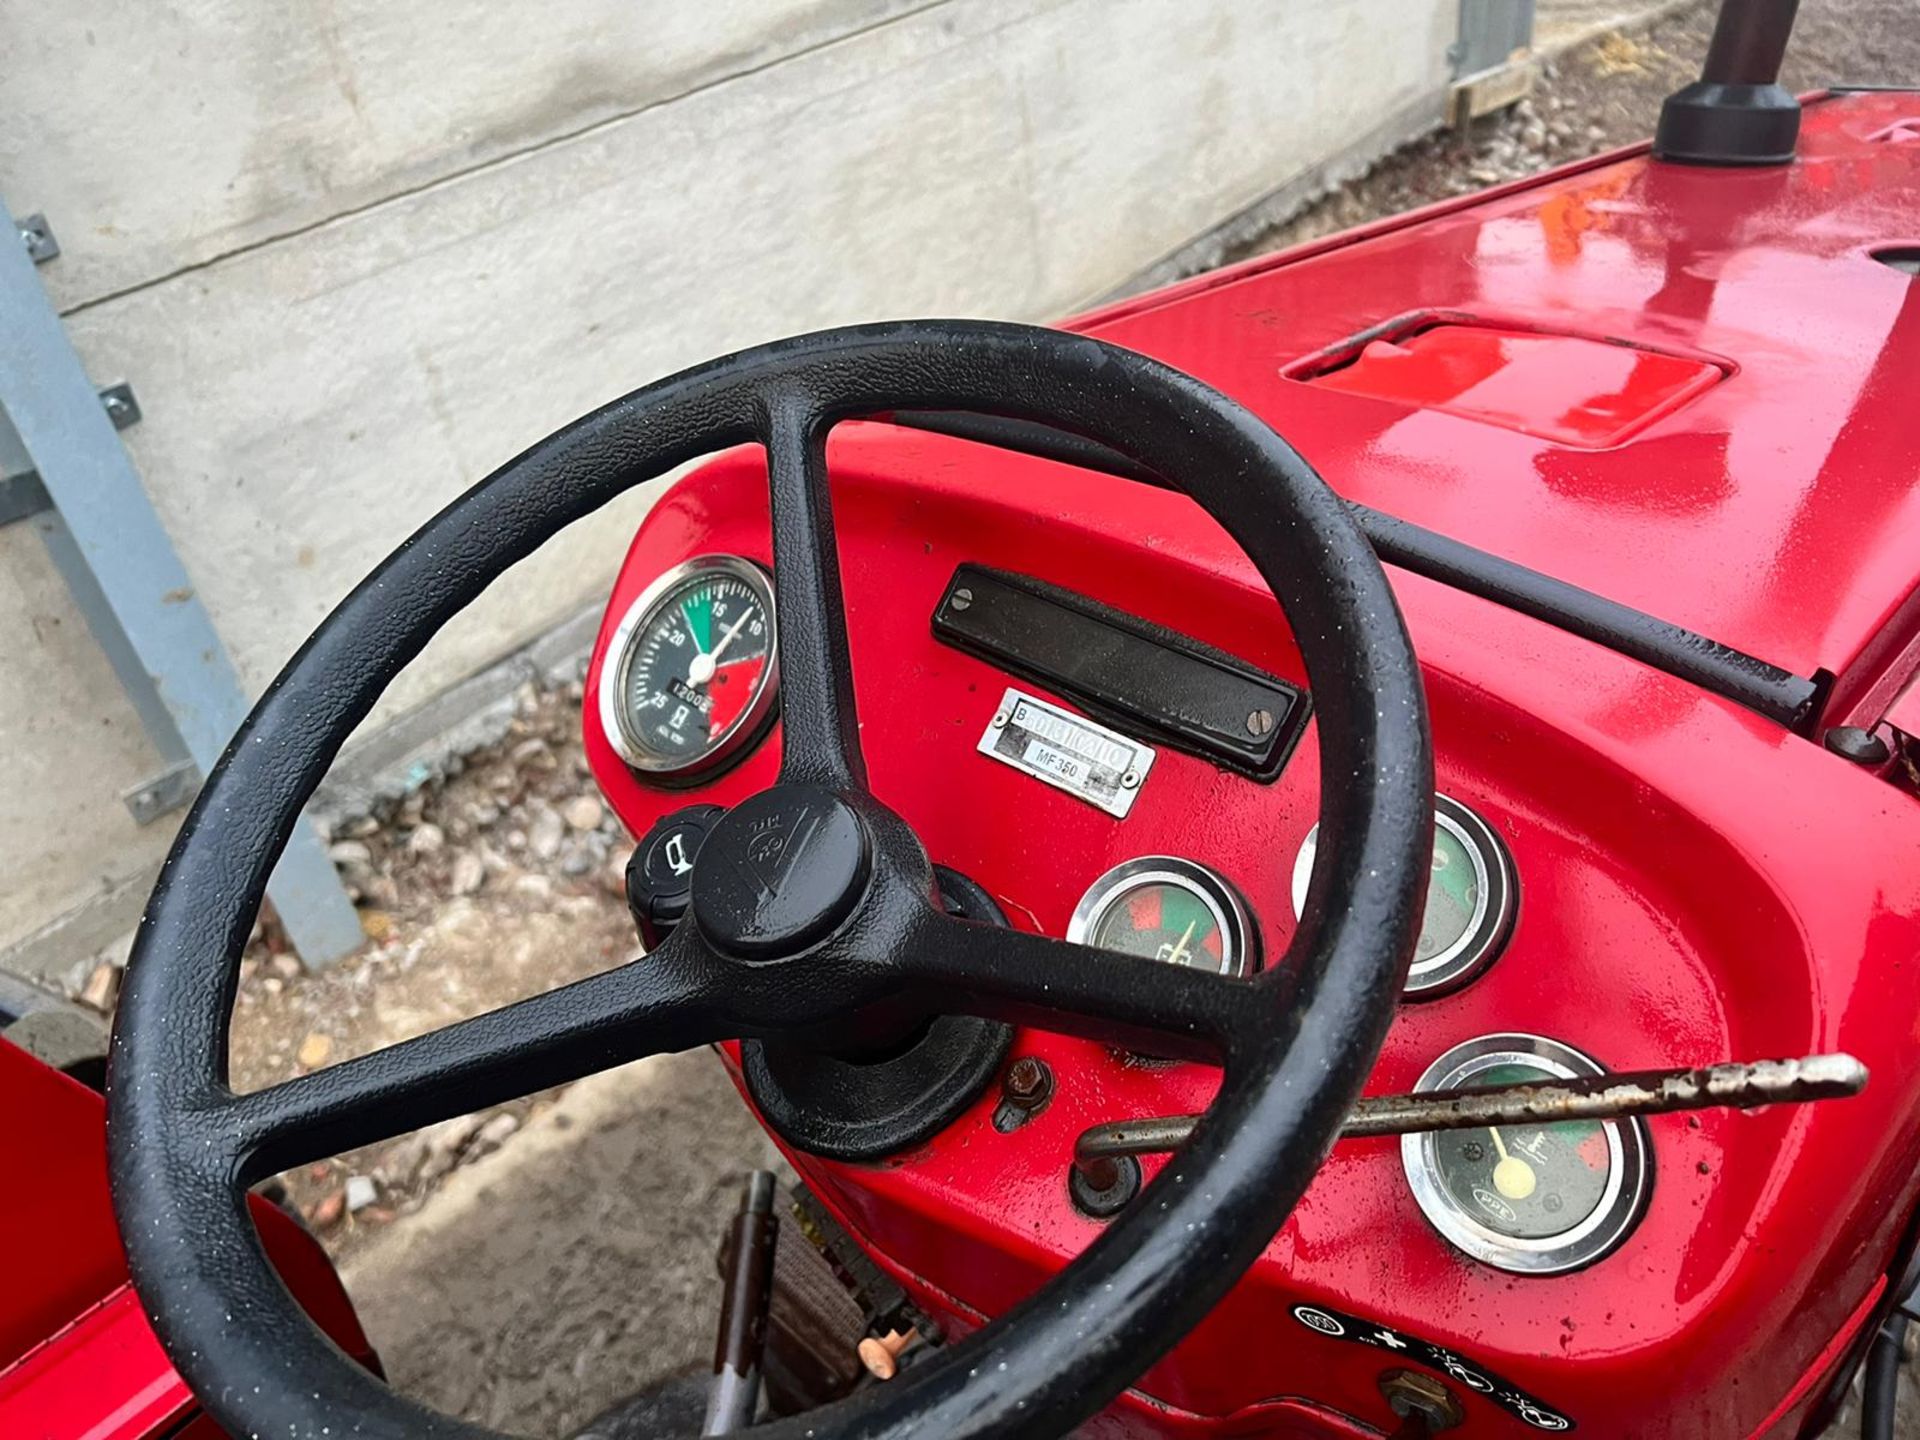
[107,320,1432,1440]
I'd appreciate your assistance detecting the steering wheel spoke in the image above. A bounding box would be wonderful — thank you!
[899,906,1252,1065]
[218,927,734,1180]
[760,395,866,791]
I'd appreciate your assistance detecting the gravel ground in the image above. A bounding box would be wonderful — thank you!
[224,679,645,1251]
[110,2,1918,1433]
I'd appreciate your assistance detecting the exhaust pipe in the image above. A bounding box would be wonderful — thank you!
[1653,0,1802,166]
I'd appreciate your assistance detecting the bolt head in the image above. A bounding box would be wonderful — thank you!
[1120,770,1140,789]
[1247,708,1275,738]
[950,587,973,611]
[1005,1056,1048,1101]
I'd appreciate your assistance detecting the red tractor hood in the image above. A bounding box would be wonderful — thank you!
[1077,89,1920,728]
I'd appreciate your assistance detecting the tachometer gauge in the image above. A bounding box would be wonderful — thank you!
[1402,1034,1651,1275]
[1067,857,1258,978]
[1291,793,1515,996]
[599,555,779,780]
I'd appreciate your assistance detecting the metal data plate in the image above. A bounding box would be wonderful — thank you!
[977,688,1154,818]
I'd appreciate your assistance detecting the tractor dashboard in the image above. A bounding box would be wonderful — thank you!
[585,89,1920,1438]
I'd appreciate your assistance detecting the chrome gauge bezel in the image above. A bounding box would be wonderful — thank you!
[1291,792,1516,997]
[1066,856,1260,979]
[597,554,781,780]
[1401,1033,1651,1276]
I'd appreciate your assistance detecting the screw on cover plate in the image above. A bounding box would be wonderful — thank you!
[1120,769,1141,789]
[1379,1369,1464,1432]
[950,587,973,611]
[990,710,1008,730]
[1247,708,1275,738]
[1824,725,1892,766]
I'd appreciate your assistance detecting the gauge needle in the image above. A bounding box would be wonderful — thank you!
[1488,1127,1538,1201]
[709,608,753,663]
[687,608,751,687]
[1164,920,1197,967]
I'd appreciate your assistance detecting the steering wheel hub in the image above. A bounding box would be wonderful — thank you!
[691,786,873,959]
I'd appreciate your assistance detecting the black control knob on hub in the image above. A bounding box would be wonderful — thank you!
[625,804,727,949]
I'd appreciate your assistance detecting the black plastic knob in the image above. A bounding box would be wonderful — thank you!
[689,787,871,961]
[1824,726,1892,767]
[625,804,727,950]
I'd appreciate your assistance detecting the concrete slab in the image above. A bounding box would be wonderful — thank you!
[339,1052,784,1437]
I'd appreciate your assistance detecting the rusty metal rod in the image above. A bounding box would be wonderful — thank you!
[703,1170,778,1435]
[1073,1053,1867,1192]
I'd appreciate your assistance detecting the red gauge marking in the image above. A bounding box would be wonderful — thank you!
[1124,887,1163,934]
[1575,1128,1611,1169]
[707,657,765,737]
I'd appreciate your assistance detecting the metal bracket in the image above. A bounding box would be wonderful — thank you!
[0,470,50,526]
[1453,0,1535,78]
[17,213,58,265]
[0,192,363,967]
[1450,0,1537,125]
[122,760,201,827]
[2,385,144,529]
[98,382,141,430]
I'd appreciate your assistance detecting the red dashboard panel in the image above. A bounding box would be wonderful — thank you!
[587,430,1920,1437]
[585,92,1920,1439]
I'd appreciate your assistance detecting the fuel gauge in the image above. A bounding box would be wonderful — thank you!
[1067,857,1259,978]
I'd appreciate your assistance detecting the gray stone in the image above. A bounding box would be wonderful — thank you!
[473,1112,521,1153]
[449,852,486,896]
[528,806,566,861]
[407,822,447,855]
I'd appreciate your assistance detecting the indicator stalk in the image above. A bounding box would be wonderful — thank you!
[1071,1053,1867,1194]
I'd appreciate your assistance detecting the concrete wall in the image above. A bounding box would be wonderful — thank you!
[0,0,1456,980]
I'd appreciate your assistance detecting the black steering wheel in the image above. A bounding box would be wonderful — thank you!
[108,321,1432,1440]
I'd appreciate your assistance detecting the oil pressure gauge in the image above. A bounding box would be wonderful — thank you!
[1068,857,1258,978]
[599,555,780,780]
[1402,1034,1651,1275]
[1292,793,1516,996]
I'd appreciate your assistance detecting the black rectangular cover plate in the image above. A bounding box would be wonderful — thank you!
[931,565,1310,783]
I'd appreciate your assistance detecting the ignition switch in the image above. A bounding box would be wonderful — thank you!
[1379,1369,1464,1434]
[625,804,727,949]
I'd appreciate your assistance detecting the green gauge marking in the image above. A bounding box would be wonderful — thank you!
[681,586,714,651]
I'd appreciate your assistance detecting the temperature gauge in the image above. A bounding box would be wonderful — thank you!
[1292,793,1516,996]
[1067,857,1259,978]
[1402,1034,1651,1275]
[599,555,780,780]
